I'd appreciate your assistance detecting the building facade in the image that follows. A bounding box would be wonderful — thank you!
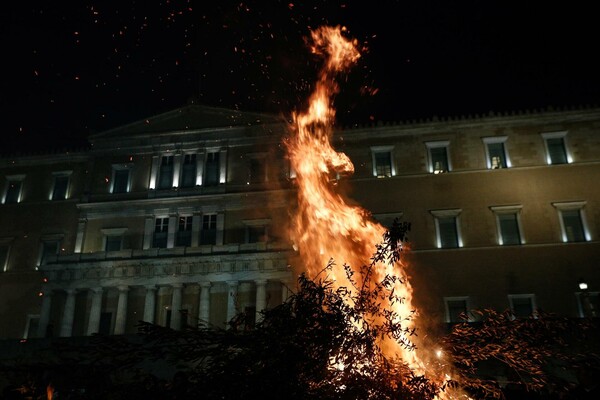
[0,104,599,340]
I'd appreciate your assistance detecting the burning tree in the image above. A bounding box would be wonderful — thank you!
[284,24,456,395]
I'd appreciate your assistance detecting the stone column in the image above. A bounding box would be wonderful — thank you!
[86,287,103,336]
[149,155,160,189]
[114,285,129,335]
[143,285,157,323]
[167,216,177,249]
[37,289,53,338]
[216,214,225,245]
[170,283,183,330]
[191,214,201,247]
[219,149,227,184]
[143,217,154,249]
[59,289,77,337]
[74,219,86,253]
[198,282,211,326]
[195,153,204,186]
[173,154,182,187]
[226,281,238,324]
[255,279,267,323]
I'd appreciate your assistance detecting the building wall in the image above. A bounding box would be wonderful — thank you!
[337,110,600,328]
[1,106,599,340]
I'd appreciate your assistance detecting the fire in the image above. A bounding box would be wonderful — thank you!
[46,384,54,400]
[286,25,461,398]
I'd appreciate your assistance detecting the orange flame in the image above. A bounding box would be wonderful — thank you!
[46,384,54,400]
[286,25,460,397]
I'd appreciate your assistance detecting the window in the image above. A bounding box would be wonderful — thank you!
[425,141,450,173]
[552,201,590,243]
[576,291,599,318]
[111,166,131,194]
[51,173,70,200]
[176,216,193,247]
[180,154,197,188]
[561,210,586,242]
[23,314,40,339]
[101,228,127,251]
[371,146,395,178]
[508,294,536,318]
[157,156,174,189]
[541,131,570,165]
[3,175,25,204]
[243,219,270,243]
[490,205,523,245]
[431,209,462,249]
[482,136,510,169]
[372,213,404,232]
[39,240,60,266]
[247,157,266,184]
[0,241,11,272]
[247,225,267,243]
[204,152,220,187]
[444,297,472,323]
[200,214,217,245]
[153,217,169,248]
[105,236,123,252]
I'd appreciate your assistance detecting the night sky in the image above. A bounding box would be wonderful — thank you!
[2,1,600,155]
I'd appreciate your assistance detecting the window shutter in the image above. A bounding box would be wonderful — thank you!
[438,217,458,248]
[562,210,585,242]
[547,138,567,164]
[499,213,520,245]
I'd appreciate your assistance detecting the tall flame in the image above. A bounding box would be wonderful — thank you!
[46,384,54,400]
[286,25,457,396]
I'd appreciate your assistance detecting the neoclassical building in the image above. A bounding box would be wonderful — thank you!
[0,104,598,340]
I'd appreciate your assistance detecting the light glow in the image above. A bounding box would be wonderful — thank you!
[286,25,454,396]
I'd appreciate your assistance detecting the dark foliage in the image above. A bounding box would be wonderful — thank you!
[444,309,600,399]
[1,218,598,399]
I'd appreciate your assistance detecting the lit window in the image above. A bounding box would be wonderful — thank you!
[243,219,270,243]
[39,240,60,266]
[490,205,523,245]
[176,216,193,247]
[508,294,536,318]
[158,156,174,189]
[372,212,404,232]
[370,146,395,178]
[552,201,591,242]
[105,236,123,252]
[204,152,220,187]
[288,161,297,180]
[111,166,131,194]
[444,297,472,323]
[430,209,462,248]
[247,225,268,243]
[153,217,169,248]
[541,131,571,165]
[200,214,217,245]
[0,241,11,272]
[51,172,71,200]
[247,156,266,184]
[101,228,127,252]
[23,314,40,339]
[482,136,510,169]
[180,154,197,188]
[3,175,25,204]
[576,291,599,318]
[425,141,451,174]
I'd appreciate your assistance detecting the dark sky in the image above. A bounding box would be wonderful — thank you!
[2,1,600,155]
